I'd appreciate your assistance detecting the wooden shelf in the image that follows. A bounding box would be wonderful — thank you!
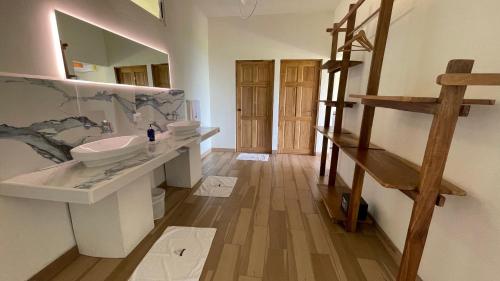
[319,100,356,107]
[342,148,466,196]
[321,60,362,73]
[318,176,373,224]
[315,126,381,149]
[350,94,496,117]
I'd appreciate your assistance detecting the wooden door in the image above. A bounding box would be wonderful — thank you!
[278,60,321,155]
[152,63,171,88]
[114,65,148,86]
[236,60,274,153]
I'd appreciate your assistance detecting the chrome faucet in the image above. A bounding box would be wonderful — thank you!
[101,120,113,134]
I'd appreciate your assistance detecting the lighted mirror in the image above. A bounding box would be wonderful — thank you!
[55,10,170,88]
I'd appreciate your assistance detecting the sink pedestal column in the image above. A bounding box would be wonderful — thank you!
[69,175,154,258]
[164,141,202,188]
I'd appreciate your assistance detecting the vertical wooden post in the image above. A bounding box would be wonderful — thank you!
[397,60,474,281]
[346,0,395,232]
[319,24,340,176]
[328,4,357,186]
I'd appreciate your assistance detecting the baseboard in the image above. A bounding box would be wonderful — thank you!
[372,220,423,281]
[29,246,79,281]
[211,147,236,152]
[201,148,212,159]
[373,221,403,264]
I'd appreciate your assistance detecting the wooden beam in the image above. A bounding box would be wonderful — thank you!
[349,8,381,36]
[331,0,367,34]
[346,0,395,233]
[328,4,357,186]
[437,73,500,86]
[326,27,348,33]
[397,59,475,281]
[319,23,340,176]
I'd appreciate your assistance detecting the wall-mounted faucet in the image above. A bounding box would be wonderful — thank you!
[101,120,113,134]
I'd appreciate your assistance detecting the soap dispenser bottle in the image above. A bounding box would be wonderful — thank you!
[147,124,155,142]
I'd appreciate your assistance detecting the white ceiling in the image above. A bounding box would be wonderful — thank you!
[194,0,340,17]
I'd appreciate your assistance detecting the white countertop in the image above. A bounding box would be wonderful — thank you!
[0,127,220,204]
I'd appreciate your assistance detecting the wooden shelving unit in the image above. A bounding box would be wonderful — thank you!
[317,0,498,280]
[321,60,362,73]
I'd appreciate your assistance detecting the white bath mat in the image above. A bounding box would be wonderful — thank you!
[129,226,216,281]
[236,153,269,162]
[194,176,238,197]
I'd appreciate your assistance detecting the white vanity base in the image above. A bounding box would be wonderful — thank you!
[69,175,154,258]
[164,142,202,188]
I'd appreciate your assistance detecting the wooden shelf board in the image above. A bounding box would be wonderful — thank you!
[341,148,466,196]
[351,94,495,105]
[315,126,382,149]
[349,94,495,117]
[319,100,356,107]
[318,177,373,224]
[321,60,362,73]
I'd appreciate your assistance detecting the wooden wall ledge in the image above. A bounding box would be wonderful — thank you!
[342,148,466,196]
[437,73,500,86]
[318,100,357,107]
[321,60,362,73]
[315,126,381,149]
[350,94,495,117]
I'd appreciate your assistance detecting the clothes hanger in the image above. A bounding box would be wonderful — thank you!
[337,30,374,52]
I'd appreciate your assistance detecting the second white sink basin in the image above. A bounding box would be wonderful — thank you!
[167,121,200,134]
[71,135,147,167]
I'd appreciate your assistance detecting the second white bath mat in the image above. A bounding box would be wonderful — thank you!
[129,226,216,281]
[194,176,238,197]
[236,153,269,162]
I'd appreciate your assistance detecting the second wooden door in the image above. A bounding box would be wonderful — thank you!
[278,60,321,155]
[152,63,171,88]
[115,65,149,86]
[236,60,274,153]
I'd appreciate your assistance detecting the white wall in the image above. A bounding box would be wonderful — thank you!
[332,0,500,280]
[208,12,336,151]
[0,0,211,279]
[166,0,212,153]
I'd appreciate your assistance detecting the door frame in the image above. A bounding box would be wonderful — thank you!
[235,60,275,153]
[277,59,322,155]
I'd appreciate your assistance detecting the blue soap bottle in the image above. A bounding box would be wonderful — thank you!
[147,124,155,142]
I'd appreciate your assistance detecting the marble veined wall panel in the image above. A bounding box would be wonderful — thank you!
[0,75,185,181]
[135,89,185,132]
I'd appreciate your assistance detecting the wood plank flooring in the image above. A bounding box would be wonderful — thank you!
[46,152,401,281]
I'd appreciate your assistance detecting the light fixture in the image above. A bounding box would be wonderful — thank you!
[239,0,258,19]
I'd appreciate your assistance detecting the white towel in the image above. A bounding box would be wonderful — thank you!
[129,226,216,281]
[194,176,238,197]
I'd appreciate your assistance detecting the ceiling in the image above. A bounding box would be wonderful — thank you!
[194,0,340,17]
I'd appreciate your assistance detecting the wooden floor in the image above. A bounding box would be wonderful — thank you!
[48,152,401,281]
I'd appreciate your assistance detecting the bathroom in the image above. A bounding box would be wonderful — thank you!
[1,0,500,281]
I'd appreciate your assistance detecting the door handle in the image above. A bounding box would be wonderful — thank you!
[237,109,242,111]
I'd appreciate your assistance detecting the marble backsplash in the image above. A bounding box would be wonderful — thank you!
[0,75,185,181]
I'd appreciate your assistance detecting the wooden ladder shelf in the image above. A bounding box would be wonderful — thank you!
[317,1,497,280]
